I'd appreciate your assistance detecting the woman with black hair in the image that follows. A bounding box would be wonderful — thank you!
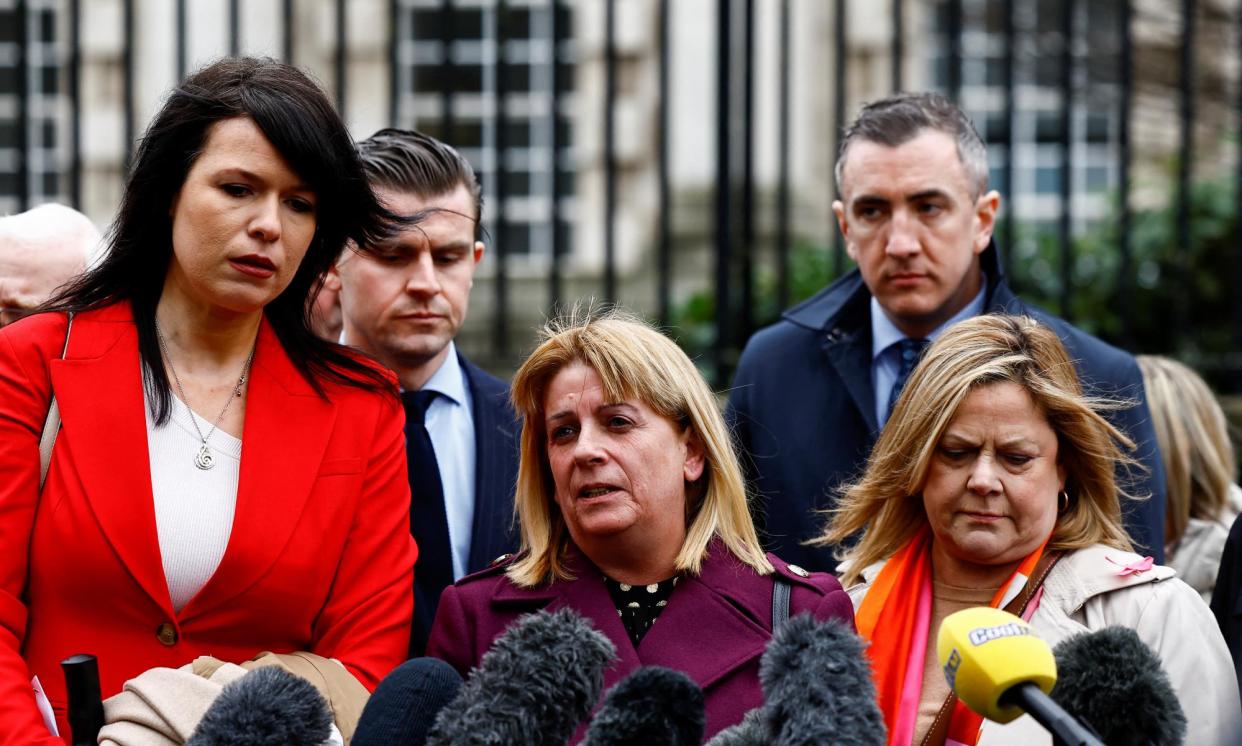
[0,57,416,741]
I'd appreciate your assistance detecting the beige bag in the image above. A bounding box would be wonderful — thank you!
[38,312,72,490]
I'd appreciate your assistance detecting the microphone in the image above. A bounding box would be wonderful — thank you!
[937,607,1103,746]
[760,614,886,746]
[582,666,705,746]
[426,608,617,746]
[186,666,332,746]
[61,654,104,746]
[703,710,764,746]
[1050,626,1187,746]
[705,614,886,746]
[353,658,464,746]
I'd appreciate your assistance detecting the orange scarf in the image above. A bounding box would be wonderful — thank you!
[855,526,1048,746]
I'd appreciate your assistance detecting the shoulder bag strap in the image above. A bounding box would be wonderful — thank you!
[772,576,792,632]
[38,312,73,490]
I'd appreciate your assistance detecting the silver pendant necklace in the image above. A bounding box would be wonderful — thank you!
[155,321,257,471]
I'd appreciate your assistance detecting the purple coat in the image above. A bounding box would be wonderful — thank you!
[426,538,855,741]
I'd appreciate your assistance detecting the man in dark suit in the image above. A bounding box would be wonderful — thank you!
[328,129,519,655]
[728,93,1166,573]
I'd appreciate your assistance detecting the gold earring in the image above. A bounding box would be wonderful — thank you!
[1058,490,1070,513]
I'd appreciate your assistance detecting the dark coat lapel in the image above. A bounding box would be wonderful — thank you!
[50,305,170,613]
[986,275,1025,315]
[460,354,519,572]
[822,323,877,436]
[180,319,336,618]
[782,270,880,436]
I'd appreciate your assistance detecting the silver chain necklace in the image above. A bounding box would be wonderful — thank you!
[154,321,257,470]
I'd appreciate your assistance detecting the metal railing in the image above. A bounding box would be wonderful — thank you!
[2,0,1238,389]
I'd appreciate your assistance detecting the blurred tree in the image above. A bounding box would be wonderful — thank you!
[1011,176,1238,392]
[669,239,840,372]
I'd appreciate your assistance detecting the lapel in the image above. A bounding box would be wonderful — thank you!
[50,305,171,613]
[985,276,1025,316]
[491,544,770,693]
[461,354,519,571]
[977,239,1021,315]
[180,318,336,619]
[637,546,770,690]
[491,547,642,691]
[822,313,878,436]
[786,270,879,436]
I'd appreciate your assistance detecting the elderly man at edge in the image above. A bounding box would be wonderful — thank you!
[0,204,99,327]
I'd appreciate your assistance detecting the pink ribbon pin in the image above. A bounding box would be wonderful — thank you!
[1107,555,1154,576]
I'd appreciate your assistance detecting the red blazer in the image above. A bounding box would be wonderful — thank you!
[427,540,854,741]
[0,305,416,743]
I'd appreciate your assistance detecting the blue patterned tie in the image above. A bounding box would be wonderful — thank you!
[402,389,452,657]
[886,338,929,423]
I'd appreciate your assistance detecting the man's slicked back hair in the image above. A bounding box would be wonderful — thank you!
[356,128,484,226]
[834,92,990,198]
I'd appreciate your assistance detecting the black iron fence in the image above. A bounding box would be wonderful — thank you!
[2,0,1239,390]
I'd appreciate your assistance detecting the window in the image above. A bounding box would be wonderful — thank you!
[0,0,65,214]
[927,0,1118,231]
[396,0,575,261]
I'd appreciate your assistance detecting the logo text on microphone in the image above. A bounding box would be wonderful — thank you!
[967,622,1030,646]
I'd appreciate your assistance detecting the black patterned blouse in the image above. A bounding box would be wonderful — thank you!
[602,574,680,647]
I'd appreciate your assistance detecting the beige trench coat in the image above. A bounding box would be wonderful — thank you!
[848,544,1242,746]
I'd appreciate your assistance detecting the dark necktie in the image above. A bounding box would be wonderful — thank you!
[402,389,453,657]
[886,337,929,423]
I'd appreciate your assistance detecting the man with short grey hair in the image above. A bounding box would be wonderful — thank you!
[728,92,1166,573]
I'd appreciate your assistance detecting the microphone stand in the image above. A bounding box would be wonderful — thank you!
[1000,683,1104,746]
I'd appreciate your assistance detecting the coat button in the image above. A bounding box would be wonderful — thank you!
[787,564,810,578]
[155,622,179,646]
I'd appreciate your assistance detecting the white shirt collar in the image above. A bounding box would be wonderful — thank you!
[870,276,988,360]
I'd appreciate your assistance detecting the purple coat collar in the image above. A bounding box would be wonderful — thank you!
[491,540,777,690]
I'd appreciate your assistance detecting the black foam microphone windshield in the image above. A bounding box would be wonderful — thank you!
[353,657,464,746]
[582,666,705,746]
[186,666,332,746]
[1051,626,1187,746]
[758,614,886,746]
[426,608,617,746]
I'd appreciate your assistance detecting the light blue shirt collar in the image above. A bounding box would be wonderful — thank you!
[421,341,467,408]
[869,279,988,427]
[869,279,988,361]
